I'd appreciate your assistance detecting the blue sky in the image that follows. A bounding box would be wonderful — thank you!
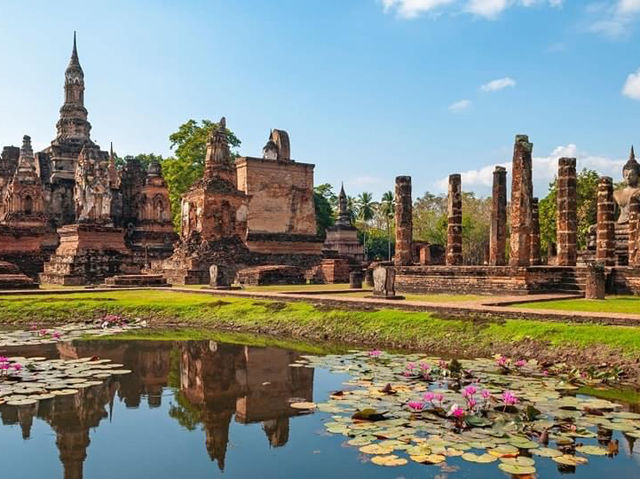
[0,0,639,200]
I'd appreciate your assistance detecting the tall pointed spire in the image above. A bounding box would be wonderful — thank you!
[336,182,351,226]
[625,145,639,172]
[631,145,635,162]
[56,32,91,141]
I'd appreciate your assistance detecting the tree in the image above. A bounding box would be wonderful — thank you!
[314,183,336,237]
[413,191,491,264]
[161,119,241,229]
[379,191,395,261]
[356,192,377,259]
[539,168,600,258]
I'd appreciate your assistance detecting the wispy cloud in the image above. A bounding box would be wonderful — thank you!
[382,0,563,20]
[622,67,640,99]
[434,144,625,196]
[449,99,472,112]
[480,77,516,92]
[587,0,640,38]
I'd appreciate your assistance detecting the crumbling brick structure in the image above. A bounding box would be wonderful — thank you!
[446,174,463,266]
[557,157,577,266]
[489,166,507,266]
[394,176,413,266]
[509,135,533,267]
[596,176,616,266]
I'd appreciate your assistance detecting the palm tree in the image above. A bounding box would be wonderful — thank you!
[357,192,377,259]
[347,195,358,223]
[380,191,395,261]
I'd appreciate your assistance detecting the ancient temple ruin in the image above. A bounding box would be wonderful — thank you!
[324,184,364,262]
[393,135,640,296]
[0,34,175,286]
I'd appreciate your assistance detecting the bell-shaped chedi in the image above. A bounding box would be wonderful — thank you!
[324,184,364,262]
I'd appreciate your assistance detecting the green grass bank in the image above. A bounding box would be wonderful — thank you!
[518,295,640,314]
[2,290,640,359]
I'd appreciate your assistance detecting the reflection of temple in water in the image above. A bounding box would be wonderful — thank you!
[0,340,314,477]
[180,342,314,469]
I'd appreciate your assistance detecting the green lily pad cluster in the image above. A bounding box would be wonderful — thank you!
[0,356,131,407]
[0,320,146,348]
[293,351,638,474]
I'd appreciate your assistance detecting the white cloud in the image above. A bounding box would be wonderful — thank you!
[449,99,472,112]
[622,68,640,99]
[434,144,625,196]
[382,0,456,18]
[587,0,640,38]
[481,77,516,92]
[381,0,562,19]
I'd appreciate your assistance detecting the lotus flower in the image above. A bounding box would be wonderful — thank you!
[424,392,435,403]
[407,400,425,411]
[368,349,382,358]
[481,389,491,400]
[515,359,527,368]
[502,390,518,406]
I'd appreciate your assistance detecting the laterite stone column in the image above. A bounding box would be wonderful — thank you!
[489,166,507,266]
[446,174,463,266]
[596,176,616,266]
[394,176,413,266]
[530,197,541,265]
[556,158,577,266]
[509,135,533,267]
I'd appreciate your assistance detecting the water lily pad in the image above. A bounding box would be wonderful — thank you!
[553,454,589,466]
[371,454,407,466]
[531,447,562,458]
[498,463,536,475]
[575,445,608,455]
[410,454,446,464]
[461,452,497,463]
[359,444,394,455]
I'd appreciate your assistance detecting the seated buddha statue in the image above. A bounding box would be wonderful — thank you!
[614,146,640,224]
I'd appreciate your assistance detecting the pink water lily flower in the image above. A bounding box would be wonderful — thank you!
[407,400,425,411]
[449,404,465,418]
[11,363,22,372]
[515,359,527,368]
[502,390,518,406]
[481,389,491,400]
[368,349,382,358]
[462,385,477,397]
[52,331,62,340]
[424,392,435,403]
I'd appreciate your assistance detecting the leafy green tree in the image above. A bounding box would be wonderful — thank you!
[314,183,335,237]
[359,227,394,261]
[379,191,395,261]
[347,195,358,223]
[413,192,447,246]
[539,168,600,258]
[357,192,377,258]
[161,119,241,228]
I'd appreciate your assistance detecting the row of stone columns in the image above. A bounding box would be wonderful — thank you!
[392,135,640,270]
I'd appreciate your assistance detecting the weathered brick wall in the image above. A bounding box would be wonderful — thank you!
[395,266,530,295]
[236,157,317,236]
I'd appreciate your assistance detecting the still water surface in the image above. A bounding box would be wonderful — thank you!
[1,339,639,478]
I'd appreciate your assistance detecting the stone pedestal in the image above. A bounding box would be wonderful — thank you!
[489,166,507,266]
[557,158,577,266]
[394,176,413,266]
[596,177,616,266]
[509,135,533,267]
[0,260,37,289]
[585,262,606,300]
[446,174,463,266]
[209,264,232,289]
[372,266,398,298]
[530,197,541,265]
[310,258,350,284]
[349,271,363,289]
[40,223,128,285]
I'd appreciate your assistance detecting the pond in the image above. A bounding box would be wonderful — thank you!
[1,333,639,478]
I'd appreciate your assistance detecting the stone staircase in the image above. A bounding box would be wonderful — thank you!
[103,274,170,288]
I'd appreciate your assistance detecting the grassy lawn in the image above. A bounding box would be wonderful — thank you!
[518,295,640,315]
[2,290,640,357]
